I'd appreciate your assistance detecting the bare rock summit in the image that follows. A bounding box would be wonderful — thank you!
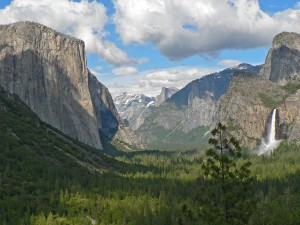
[260,32,300,85]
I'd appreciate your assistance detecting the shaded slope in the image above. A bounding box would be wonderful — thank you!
[0,86,136,223]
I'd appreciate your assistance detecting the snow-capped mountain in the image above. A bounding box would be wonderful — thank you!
[114,87,179,130]
[114,93,155,130]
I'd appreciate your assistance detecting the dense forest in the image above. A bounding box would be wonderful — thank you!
[1,88,300,225]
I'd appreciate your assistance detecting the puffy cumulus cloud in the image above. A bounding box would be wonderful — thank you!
[112,67,139,76]
[107,67,218,97]
[114,0,300,60]
[218,59,241,68]
[0,0,136,65]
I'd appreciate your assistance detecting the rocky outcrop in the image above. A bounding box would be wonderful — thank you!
[218,32,300,150]
[0,21,142,150]
[88,75,144,148]
[260,32,300,85]
[218,75,281,149]
[154,87,178,106]
[88,72,122,135]
[278,90,300,143]
[218,73,300,149]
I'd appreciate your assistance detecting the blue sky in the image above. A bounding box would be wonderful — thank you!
[0,0,299,96]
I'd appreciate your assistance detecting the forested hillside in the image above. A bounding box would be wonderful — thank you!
[1,85,300,224]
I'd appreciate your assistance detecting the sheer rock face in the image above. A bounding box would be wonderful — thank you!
[218,32,300,150]
[260,32,300,85]
[154,87,178,106]
[218,75,281,149]
[88,72,122,135]
[88,73,143,148]
[218,75,300,150]
[0,21,142,149]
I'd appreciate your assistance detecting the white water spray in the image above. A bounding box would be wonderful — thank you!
[257,109,281,155]
[268,109,277,144]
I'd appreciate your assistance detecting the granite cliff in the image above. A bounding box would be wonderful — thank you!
[0,21,142,150]
[154,87,178,106]
[218,32,300,150]
[260,32,300,85]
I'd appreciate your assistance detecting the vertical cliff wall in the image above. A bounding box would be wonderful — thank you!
[218,32,300,150]
[0,21,142,150]
[260,32,300,85]
[0,22,103,148]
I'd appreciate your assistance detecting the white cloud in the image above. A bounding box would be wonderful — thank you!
[0,0,136,65]
[218,59,241,68]
[114,0,300,60]
[112,67,139,76]
[107,66,219,97]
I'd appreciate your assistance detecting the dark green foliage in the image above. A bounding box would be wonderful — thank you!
[258,92,284,109]
[281,81,300,94]
[1,88,300,225]
[201,123,254,225]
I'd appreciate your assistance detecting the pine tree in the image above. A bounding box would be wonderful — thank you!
[200,122,254,225]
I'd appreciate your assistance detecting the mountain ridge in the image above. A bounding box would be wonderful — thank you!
[137,63,262,148]
[114,86,179,131]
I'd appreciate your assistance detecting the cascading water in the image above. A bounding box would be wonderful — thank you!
[268,109,277,144]
[257,109,281,155]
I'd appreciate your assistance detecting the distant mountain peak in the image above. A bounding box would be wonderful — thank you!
[113,93,155,130]
[154,86,179,106]
[236,63,254,70]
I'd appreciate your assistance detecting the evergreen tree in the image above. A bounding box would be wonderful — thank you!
[200,122,254,225]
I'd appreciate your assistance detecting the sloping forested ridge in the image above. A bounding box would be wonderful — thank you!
[0,87,130,224]
[1,87,300,225]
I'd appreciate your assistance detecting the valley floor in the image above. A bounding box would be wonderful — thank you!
[2,141,300,225]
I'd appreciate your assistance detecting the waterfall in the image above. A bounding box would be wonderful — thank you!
[257,109,281,155]
[268,109,277,144]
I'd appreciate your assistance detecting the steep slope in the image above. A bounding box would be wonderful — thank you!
[0,86,125,172]
[0,86,136,224]
[88,73,143,149]
[0,21,142,150]
[218,32,300,150]
[137,64,261,149]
